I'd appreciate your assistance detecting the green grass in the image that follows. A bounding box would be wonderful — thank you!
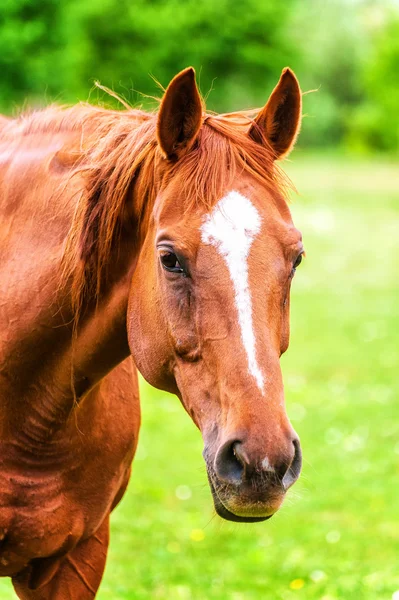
[1,154,398,599]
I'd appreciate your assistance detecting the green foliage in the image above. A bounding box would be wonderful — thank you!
[349,10,399,151]
[0,0,399,150]
[0,0,65,108]
[0,0,296,112]
[286,1,367,148]
[60,0,296,112]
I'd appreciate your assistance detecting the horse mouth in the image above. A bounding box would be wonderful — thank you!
[208,477,272,524]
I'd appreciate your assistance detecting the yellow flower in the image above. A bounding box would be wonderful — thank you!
[289,578,305,590]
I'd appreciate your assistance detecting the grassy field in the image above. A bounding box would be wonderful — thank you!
[1,155,398,599]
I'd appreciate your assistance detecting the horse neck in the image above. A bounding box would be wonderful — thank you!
[0,116,152,447]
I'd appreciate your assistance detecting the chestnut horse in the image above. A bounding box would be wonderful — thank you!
[0,67,304,598]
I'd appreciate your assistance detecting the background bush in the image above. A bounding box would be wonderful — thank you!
[0,0,398,152]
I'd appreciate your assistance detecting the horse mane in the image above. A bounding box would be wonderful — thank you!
[38,101,291,316]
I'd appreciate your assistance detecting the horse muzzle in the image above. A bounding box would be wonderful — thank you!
[203,434,302,523]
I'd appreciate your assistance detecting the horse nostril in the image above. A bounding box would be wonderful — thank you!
[282,438,302,491]
[214,439,245,485]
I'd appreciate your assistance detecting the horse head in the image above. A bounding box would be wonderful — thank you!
[128,67,303,522]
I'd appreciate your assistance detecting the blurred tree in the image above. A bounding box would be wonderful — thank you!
[0,0,65,109]
[59,0,297,111]
[348,8,399,152]
[286,0,367,148]
[0,0,398,151]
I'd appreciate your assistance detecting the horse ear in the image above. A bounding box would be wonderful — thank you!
[249,68,302,159]
[157,67,203,160]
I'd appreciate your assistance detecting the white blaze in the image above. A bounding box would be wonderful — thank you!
[201,190,265,392]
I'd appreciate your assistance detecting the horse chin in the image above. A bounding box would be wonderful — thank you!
[208,477,273,524]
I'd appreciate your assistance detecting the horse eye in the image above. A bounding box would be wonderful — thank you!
[293,253,303,269]
[160,251,184,273]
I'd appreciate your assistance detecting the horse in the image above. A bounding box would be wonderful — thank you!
[0,66,304,599]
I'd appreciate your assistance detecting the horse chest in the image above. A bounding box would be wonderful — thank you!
[0,466,85,577]
[0,363,139,577]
